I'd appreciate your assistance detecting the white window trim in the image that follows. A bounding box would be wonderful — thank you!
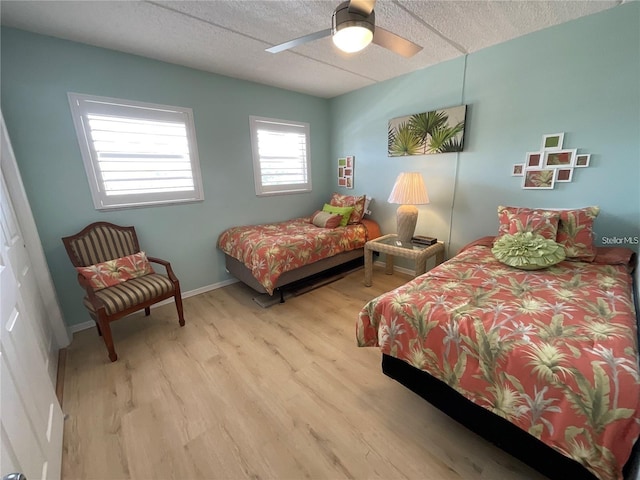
[249,115,312,196]
[68,92,204,210]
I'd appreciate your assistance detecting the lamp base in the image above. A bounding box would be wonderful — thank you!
[396,205,418,244]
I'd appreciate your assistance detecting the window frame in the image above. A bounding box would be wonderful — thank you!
[68,92,204,210]
[249,115,312,196]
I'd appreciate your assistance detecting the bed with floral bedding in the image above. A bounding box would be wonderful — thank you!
[357,206,640,480]
[218,194,380,296]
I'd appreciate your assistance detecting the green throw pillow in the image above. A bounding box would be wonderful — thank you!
[322,203,354,227]
[492,232,566,270]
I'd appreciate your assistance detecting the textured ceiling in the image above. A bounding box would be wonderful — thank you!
[0,0,622,98]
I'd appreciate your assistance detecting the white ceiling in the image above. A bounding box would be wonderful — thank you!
[0,0,622,98]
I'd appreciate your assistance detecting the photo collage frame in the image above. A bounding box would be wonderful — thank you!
[511,133,592,189]
[338,155,354,189]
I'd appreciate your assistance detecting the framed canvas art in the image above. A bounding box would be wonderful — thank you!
[388,105,467,156]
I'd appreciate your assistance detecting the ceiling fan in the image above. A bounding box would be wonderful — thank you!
[266,0,422,58]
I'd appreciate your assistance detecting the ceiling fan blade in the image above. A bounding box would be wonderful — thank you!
[266,28,332,53]
[348,0,375,16]
[372,27,423,58]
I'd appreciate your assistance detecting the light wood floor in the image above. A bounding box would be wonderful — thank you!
[61,266,546,480]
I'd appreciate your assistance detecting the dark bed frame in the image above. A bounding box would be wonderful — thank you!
[381,274,640,480]
[224,248,365,301]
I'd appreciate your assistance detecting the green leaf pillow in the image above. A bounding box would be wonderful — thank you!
[492,232,566,270]
[322,203,354,227]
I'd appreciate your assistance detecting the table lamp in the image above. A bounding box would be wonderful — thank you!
[387,172,430,243]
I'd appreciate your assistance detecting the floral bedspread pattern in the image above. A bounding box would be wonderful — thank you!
[357,245,640,480]
[218,217,368,295]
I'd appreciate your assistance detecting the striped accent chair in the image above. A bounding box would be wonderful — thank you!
[63,222,185,362]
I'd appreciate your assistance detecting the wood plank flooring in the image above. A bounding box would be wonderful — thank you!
[61,266,546,480]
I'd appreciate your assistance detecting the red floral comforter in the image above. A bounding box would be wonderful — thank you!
[218,217,369,295]
[357,244,640,480]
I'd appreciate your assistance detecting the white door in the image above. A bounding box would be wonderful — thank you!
[0,119,64,479]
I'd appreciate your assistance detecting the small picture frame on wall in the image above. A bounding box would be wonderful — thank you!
[512,164,524,176]
[542,133,564,151]
[523,169,555,189]
[543,149,576,168]
[575,154,591,167]
[337,155,354,189]
[555,168,574,183]
[526,152,542,169]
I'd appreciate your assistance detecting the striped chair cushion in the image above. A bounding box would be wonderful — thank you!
[69,224,138,266]
[83,273,174,316]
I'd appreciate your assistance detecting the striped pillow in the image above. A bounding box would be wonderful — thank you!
[311,211,343,229]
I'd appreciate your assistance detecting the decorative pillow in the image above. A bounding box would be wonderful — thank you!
[556,206,600,262]
[497,206,560,240]
[508,212,560,240]
[329,193,366,224]
[311,210,343,229]
[322,203,354,227]
[497,205,599,262]
[76,251,154,290]
[492,232,566,270]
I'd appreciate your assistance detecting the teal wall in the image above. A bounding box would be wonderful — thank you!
[1,28,332,327]
[2,3,639,328]
[330,2,640,258]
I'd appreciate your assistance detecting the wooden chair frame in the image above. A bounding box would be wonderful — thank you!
[62,222,185,362]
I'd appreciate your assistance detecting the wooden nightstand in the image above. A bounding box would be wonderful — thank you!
[364,234,445,287]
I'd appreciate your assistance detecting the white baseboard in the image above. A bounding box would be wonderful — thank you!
[181,278,239,300]
[373,260,415,276]
[69,263,422,335]
[68,277,240,333]
[69,320,96,334]
[68,261,425,334]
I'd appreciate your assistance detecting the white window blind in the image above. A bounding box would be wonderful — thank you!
[68,93,204,210]
[249,116,311,196]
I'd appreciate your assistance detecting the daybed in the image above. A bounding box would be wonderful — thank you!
[357,206,640,480]
[218,194,380,298]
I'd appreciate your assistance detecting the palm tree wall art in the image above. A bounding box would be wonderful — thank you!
[388,105,467,157]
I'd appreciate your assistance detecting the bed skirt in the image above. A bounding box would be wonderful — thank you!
[224,248,364,295]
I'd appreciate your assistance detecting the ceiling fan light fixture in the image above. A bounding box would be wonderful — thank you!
[332,25,373,53]
[331,1,375,53]
[267,0,421,58]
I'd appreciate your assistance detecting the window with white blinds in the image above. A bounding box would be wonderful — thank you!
[68,93,204,210]
[249,116,311,196]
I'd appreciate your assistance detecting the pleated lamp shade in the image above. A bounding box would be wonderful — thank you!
[387,172,430,243]
[387,172,430,205]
